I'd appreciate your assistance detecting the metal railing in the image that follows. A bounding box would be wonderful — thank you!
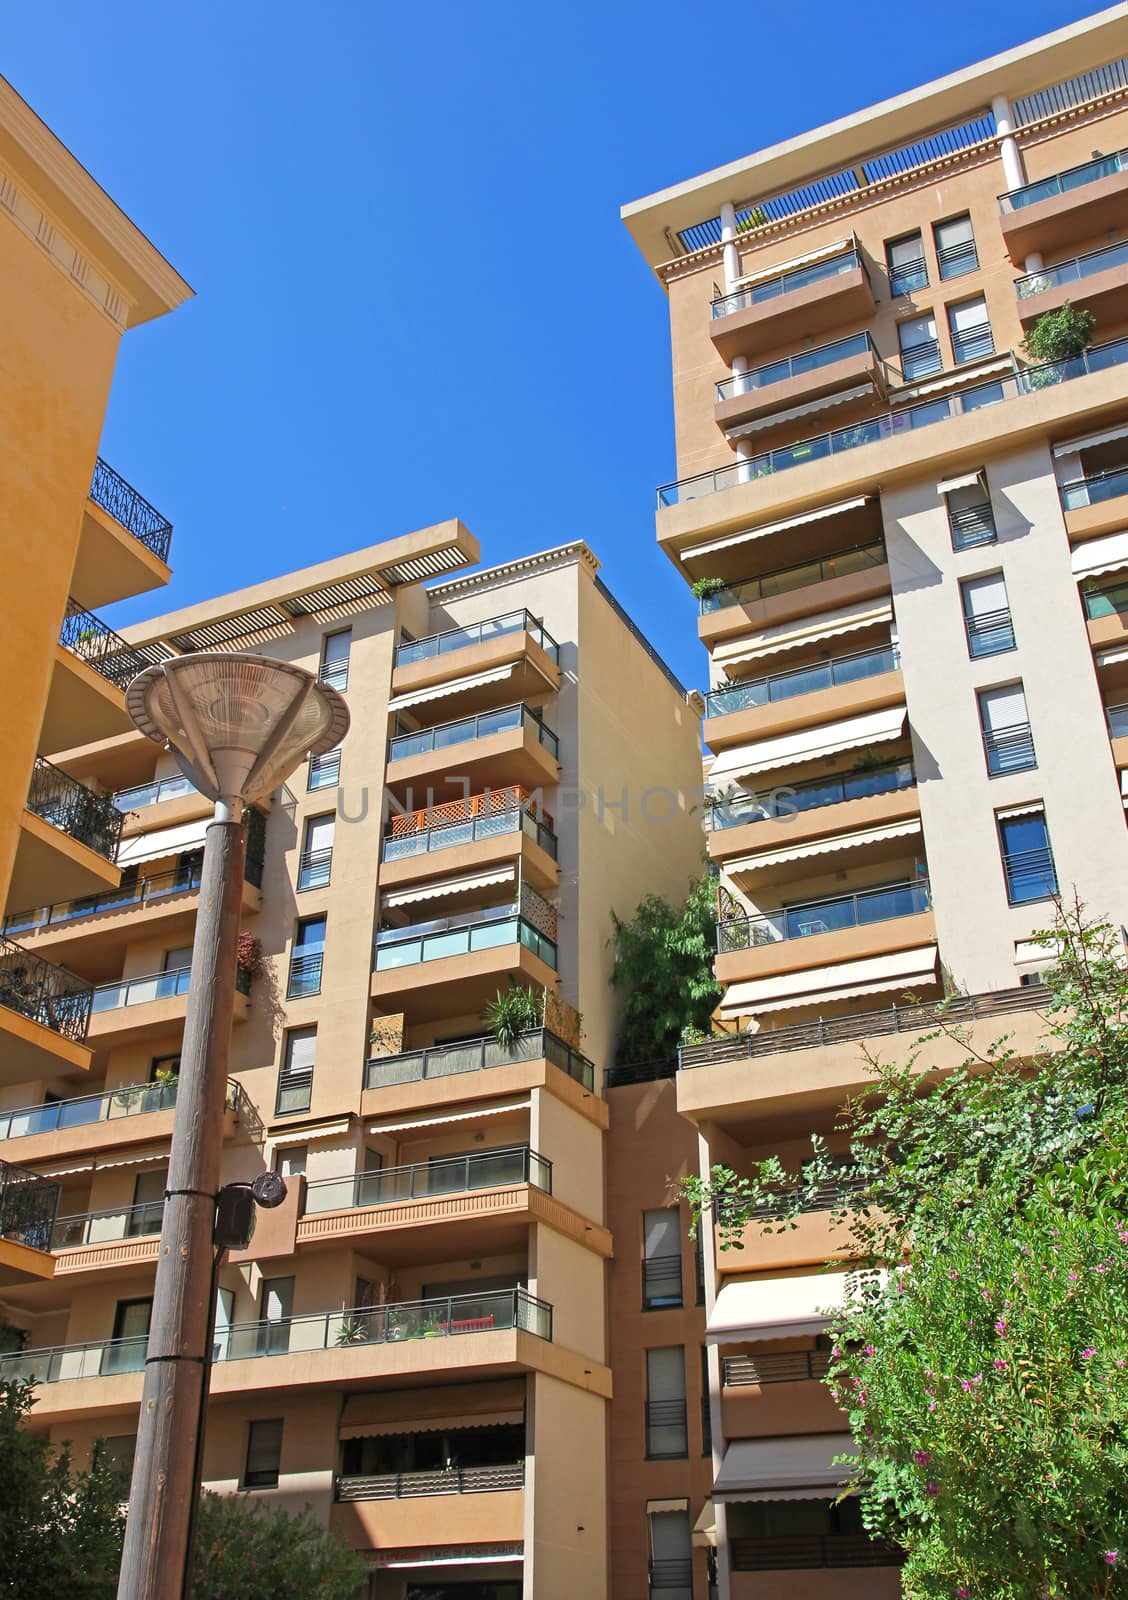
[1016,239,1128,299]
[304,1146,551,1215]
[396,609,559,667]
[92,964,191,1012]
[1000,147,1128,212]
[27,757,123,862]
[650,1557,694,1589]
[983,723,1036,775]
[711,249,862,318]
[704,643,897,718]
[717,879,930,952]
[374,909,557,973]
[679,982,1049,1069]
[308,749,341,791]
[699,542,886,613]
[388,703,559,764]
[950,323,995,366]
[937,238,979,279]
[1002,845,1058,905]
[297,847,333,890]
[965,606,1015,657]
[645,1398,689,1458]
[286,948,323,998]
[365,1026,594,1092]
[658,339,1128,507]
[715,332,877,403]
[1060,464,1128,510]
[722,1349,832,1386]
[52,1198,164,1251]
[731,1535,904,1571]
[89,457,173,564]
[0,1159,60,1251]
[59,599,152,691]
[336,1463,525,1501]
[1083,581,1128,621]
[642,1252,683,1309]
[888,252,927,297]
[0,933,93,1042]
[382,805,557,863]
[4,861,203,938]
[948,500,996,548]
[899,336,942,381]
[0,1078,241,1142]
[706,760,913,832]
[319,657,349,692]
[1106,704,1128,739]
[114,772,197,811]
[604,1058,678,1087]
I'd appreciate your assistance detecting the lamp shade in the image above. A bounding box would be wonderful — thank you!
[125,653,349,805]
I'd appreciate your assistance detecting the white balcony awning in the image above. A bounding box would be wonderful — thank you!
[270,1120,351,1148]
[340,1379,526,1440]
[367,1097,530,1136]
[381,865,516,910]
[1071,529,1128,581]
[718,945,939,1019]
[39,1143,170,1178]
[684,496,870,562]
[725,383,876,441]
[1054,422,1128,458]
[707,706,906,782]
[732,236,854,290]
[712,601,892,668]
[117,818,210,868]
[714,1434,856,1502]
[936,469,985,496]
[387,665,514,713]
[895,356,1011,400]
[1098,646,1128,667]
[727,819,921,877]
[707,1271,858,1344]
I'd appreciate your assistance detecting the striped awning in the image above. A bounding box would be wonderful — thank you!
[712,601,892,667]
[117,818,209,868]
[367,1097,530,1136]
[387,665,515,713]
[381,866,516,909]
[684,496,870,562]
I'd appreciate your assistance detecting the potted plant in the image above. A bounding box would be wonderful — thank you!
[691,576,729,611]
[335,1314,370,1347]
[235,931,262,994]
[483,984,542,1052]
[1022,302,1096,388]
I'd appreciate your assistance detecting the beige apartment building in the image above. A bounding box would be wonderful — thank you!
[623,6,1128,1597]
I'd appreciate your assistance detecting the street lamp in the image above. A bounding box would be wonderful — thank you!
[116,653,348,1600]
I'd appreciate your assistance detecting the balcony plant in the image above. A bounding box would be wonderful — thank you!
[690,576,726,602]
[334,1314,370,1347]
[484,984,543,1049]
[1022,301,1096,387]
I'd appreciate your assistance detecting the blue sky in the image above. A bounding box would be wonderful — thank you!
[5,0,1095,689]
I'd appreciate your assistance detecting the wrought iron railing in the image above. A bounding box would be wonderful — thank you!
[0,933,93,1042]
[704,643,898,718]
[999,147,1128,211]
[304,1146,551,1215]
[1016,239,1128,299]
[645,1398,689,1459]
[715,332,878,403]
[710,249,862,318]
[0,1078,241,1142]
[604,1058,677,1087]
[0,1159,61,1251]
[365,1026,593,1092]
[59,599,152,691]
[706,760,913,831]
[1002,845,1058,905]
[27,757,123,862]
[983,722,1036,776]
[396,609,559,666]
[717,879,930,952]
[89,457,173,564]
[373,909,557,973]
[1060,464,1128,511]
[730,1535,904,1571]
[382,805,557,863]
[964,606,1015,657]
[698,542,887,613]
[388,703,559,764]
[52,1198,164,1251]
[335,1463,525,1501]
[4,861,204,938]
[722,1349,833,1386]
[113,772,197,811]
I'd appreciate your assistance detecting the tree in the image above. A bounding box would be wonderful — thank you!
[609,872,722,1064]
[190,1492,366,1600]
[683,902,1128,1597]
[1022,301,1096,366]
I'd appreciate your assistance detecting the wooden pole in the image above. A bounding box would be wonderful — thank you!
[116,812,245,1600]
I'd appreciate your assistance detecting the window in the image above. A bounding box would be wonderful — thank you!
[944,478,996,549]
[642,1209,683,1309]
[259,1276,294,1355]
[108,1298,151,1373]
[163,944,193,973]
[319,629,351,691]
[961,572,1015,658]
[307,748,341,791]
[898,312,941,379]
[128,1167,167,1237]
[886,231,927,295]
[273,1144,307,1178]
[979,684,1036,775]
[948,295,994,365]
[244,1418,284,1488]
[934,213,979,280]
[998,808,1058,904]
[287,915,326,999]
[694,1229,706,1306]
[276,1027,316,1115]
[298,813,334,890]
[149,1052,181,1083]
[101,1435,136,1498]
[213,1286,234,1362]
[648,1506,693,1599]
[646,1347,688,1459]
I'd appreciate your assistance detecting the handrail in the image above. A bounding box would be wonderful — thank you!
[382,804,558,863]
[705,760,913,831]
[704,642,898,718]
[59,599,153,691]
[983,722,1036,775]
[715,331,878,402]
[0,1158,60,1251]
[303,1145,551,1215]
[0,932,93,1042]
[1000,147,1127,212]
[52,1198,164,1251]
[1016,238,1128,298]
[731,1534,904,1571]
[722,1349,832,1386]
[365,1025,594,1093]
[711,248,862,318]
[698,541,886,613]
[27,757,123,863]
[1060,464,1128,511]
[4,861,203,938]
[373,912,557,973]
[0,1078,241,1142]
[388,703,559,763]
[89,457,173,564]
[114,772,198,811]
[396,609,559,667]
[717,878,930,952]
[335,1463,525,1501]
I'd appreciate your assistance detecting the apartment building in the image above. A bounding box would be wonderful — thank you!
[623,7,1128,1597]
[0,525,705,1600]
[0,79,190,1302]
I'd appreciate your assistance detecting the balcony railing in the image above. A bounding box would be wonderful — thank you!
[965,606,1015,657]
[899,336,942,381]
[715,332,877,403]
[1084,581,1128,621]
[722,1350,832,1386]
[699,542,886,614]
[1002,845,1058,905]
[0,1158,61,1251]
[983,722,1036,775]
[52,1198,164,1251]
[91,964,251,1013]
[642,1252,683,1309]
[89,457,173,564]
[948,500,996,548]
[396,609,559,667]
[731,1535,904,1571]
[888,253,927,296]
[1106,704,1128,739]
[717,879,930,952]
[650,1557,694,1590]
[678,983,1048,1070]
[1000,148,1128,212]
[645,1397,689,1458]
[365,1026,594,1092]
[4,861,203,939]
[657,340,1128,507]
[286,948,323,999]
[937,238,979,280]
[389,704,559,764]
[374,908,557,973]
[59,599,152,692]
[704,643,898,718]
[950,322,995,366]
[711,249,863,318]
[0,933,93,1042]
[1060,464,1128,510]
[0,1078,241,1142]
[336,1464,525,1501]
[297,847,333,891]
[304,1145,551,1215]
[1016,239,1128,299]
[706,760,913,832]
[27,757,123,863]
[114,772,198,812]
[382,804,558,863]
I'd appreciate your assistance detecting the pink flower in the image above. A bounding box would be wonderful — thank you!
[994,1318,1008,1336]
[949,1269,959,1280]
[1118,1231,1128,1244]
[1081,1347,1097,1360]
[1106,1551,1118,1566]
[925,1482,940,1497]
[864,1344,876,1357]
[913,1450,932,1467]
[957,1589,970,1597]
[1068,1271,1079,1282]
[982,1288,992,1303]
[928,1400,937,1412]
[994,1359,1008,1372]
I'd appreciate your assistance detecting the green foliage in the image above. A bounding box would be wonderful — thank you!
[736,206,768,232]
[690,577,727,600]
[190,1492,366,1600]
[1022,301,1096,366]
[482,984,543,1048]
[609,873,722,1064]
[0,1379,125,1598]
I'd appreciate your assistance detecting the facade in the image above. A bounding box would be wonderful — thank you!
[623,8,1128,1598]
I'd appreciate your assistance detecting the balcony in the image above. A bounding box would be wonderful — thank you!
[0,933,93,1082]
[11,759,123,910]
[392,610,560,709]
[88,964,251,1047]
[704,644,898,726]
[1016,240,1128,325]
[381,797,559,895]
[114,772,198,812]
[706,760,914,834]
[1061,462,1128,542]
[699,542,887,624]
[713,333,886,436]
[371,903,558,1019]
[336,1463,524,1501]
[709,248,874,361]
[387,704,560,800]
[0,1159,60,1285]
[730,1536,903,1572]
[722,1350,832,1386]
[42,601,153,753]
[718,879,930,954]
[304,1146,551,1214]
[364,1026,594,1095]
[998,149,1128,262]
[0,1078,243,1166]
[52,1197,163,1252]
[73,458,174,609]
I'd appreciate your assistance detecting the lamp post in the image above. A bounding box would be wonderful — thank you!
[115,653,348,1600]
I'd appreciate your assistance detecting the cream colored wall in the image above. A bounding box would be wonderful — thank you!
[525,1371,608,1600]
[529,1222,605,1363]
[531,1085,604,1222]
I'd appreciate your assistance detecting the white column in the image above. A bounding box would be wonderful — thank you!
[1023,251,1045,273]
[720,201,741,294]
[735,438,757,484]
[731,353,751,398]
[992,93,1027,194]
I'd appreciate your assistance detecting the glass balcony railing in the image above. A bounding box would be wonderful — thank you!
[711,249,863,319]
[374,908,557,973]
[714,332,876,403]
[91,965,251,1013]
[704,643,898,718]
[388,704,559,764]
[365,1026,594,1092]
[658,340,1128,507]
[0,1079,241,1142]
[718,878,930,950]
[4,862,204,938]
[0,1158,60,1252]
[1060,464,1128,510]
[304,1145,551,1215]
[113,772,197,812]
[1106,704,1128,739]
[89,457,173,564]
[1016,239,1128,299]
[382,805,557,863]
[1000,148,1128,212]
[0,933,93,1043]
[396,609,559,667]
[52,1199,164,1251]
[27,758,123,863]
[1084,582,1128,621]
[698,542,886,614]
[706,760,914,831]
